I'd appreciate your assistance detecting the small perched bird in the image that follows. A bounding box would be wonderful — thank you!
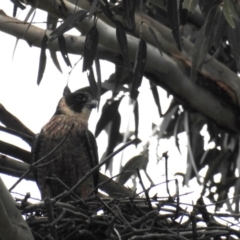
[32,89,98,200]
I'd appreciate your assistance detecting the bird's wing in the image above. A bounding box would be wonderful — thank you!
[31,131,52,198]
[31,132,42,188]
[85,130,99,190]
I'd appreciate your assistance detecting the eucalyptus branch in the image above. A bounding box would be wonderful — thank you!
[0,103,34,137]
[0,126,33,145]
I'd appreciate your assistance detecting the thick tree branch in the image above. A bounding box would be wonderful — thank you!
[0,8,239,132]
[76,0,240,105]
[0,103,34,137]
[0,140,31,163]
[0,177,34,240]
[0,126,33,145]
[0,154,31,177]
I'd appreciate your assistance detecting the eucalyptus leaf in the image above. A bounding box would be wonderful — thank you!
[182,0,198,13]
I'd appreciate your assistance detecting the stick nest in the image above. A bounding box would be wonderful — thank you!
[16,193,240,240]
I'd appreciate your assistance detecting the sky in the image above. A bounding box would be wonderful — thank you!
[0,1,217,212]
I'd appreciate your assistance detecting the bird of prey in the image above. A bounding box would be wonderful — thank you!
[32,89,98,200]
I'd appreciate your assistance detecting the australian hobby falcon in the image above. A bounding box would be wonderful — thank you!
[32,89,98,200]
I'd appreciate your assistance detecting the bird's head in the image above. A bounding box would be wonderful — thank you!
[56,90,98,121]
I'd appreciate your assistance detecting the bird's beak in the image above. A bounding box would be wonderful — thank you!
[87,99,98,109]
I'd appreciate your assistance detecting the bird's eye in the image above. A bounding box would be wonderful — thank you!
[77,95,86,101]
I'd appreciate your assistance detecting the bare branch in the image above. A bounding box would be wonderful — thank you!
[0,140,31,163]
[0,103,34,137]
[0,126,33,145]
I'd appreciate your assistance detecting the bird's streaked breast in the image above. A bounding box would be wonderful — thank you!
[42,115,88,138]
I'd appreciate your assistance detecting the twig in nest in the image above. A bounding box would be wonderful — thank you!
[44,197,58,240]
[96,195,127,225]
[166,227,189,240]
[175,179,180,219]
[64,225,82,240]
[45,176,86,205]
[62,207,89,219]
[177,207,188,236]
[78,230,97,240]
[190,204,197,240]
[50,209,66,226]
[114,227,122,240]
[136,168,152,211]
[32,231,45,240]
[92,171,134,196]
[163,152,171,198]
[129,197,145,216]
[21,192,31,208]
[106,216,116,239]
[121,210,158,235]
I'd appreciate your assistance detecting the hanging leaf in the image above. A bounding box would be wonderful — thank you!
[87,66,98,100]
[47,14,62,73]
[167,0,182,51]
[59,0,68,16]
[12,7,35,60]
[47,14,58,30]
[50,51,62,73]
[105,111,121,171]
[228,19,240,71]
[149,81,162,117]
[198,0,221,16]
[203,6,219,37]
[122,0,136,30]
[158,105,178,140]
[89,0,99,19]
[202,150,229,194]
[58,35,72,67]
[196,197,212,223]
[83,25,99,72]
[174,114,182,154]
[213,7,227,50]
[49,10,87,41]
[99,1,116,25]
[184,112,202,185]
[182,0,198,13]
[37,34,48,85]
[191,5,222,81]
[148,26,163,56]
[131,39,147,100]
[11,0,25,17]
[95,54,102,104]
[179,1,188,26]
[116,21,132,72]
[191,33,209,82]
[95,97,123,137]
[223,0,239,29]
[13,5,17,17]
